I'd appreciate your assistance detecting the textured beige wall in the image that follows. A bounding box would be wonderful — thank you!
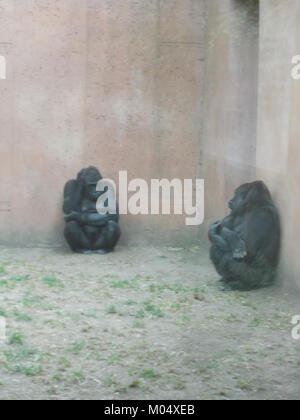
[256,0,300,291]
[1,0,300,292]
[203,0,300,291]
[202,0,258,230]
[0,0,205,247]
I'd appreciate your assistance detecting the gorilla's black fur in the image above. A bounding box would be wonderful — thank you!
[208,181,281,291]
[63,167,120,254]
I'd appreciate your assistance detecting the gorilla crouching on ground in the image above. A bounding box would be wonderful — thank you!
[63,166,120,254]
[208,181,280,291]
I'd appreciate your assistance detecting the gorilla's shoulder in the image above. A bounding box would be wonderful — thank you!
[63,179,78,196]
[248,204,280,229]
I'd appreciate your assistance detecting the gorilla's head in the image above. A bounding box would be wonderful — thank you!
[229,180,272,214]
[79,166,103,201]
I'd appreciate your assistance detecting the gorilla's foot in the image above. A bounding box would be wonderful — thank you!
[74,249,94,255]
[74,248,114,255]
[219,278,240,291]
[94,248,114,255]
[220,281,255,292]
[220,284,235,292]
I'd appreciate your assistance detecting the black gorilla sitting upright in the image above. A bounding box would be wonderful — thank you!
[208,181,280,291]
[63,166,120,254]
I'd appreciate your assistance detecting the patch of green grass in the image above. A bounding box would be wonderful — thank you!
[193,361,218,374]
[144,303,164,318]
[149,283,199,294]
[107,352,126,364]
[236,379,252,391]
[170,284,199,293]
[83,313,98,319]
[132,321,144,328]
[41,276,63,288]
[104,377,119,387]
[21,294,41,307]
[57,357,71,372]
[250,317,261,327]
[13,311,32,322]
[0,309,7,317]
[123,300,138,306]
[0,266,7,276]
[128,367,138,376]
[70,370,85,384]
[52,373,63,382]
[67,340,85,355]
[140,369,159,380]
[110,280,130,289]
[134,309,145,318]
[173,381,185,390]
[106,305,117,314]
[8,332,24,345]
[5,363,42,376]
[5,347,39,362]
[0,279,8,287]
[175,315,191,326]
[10,275,29,283]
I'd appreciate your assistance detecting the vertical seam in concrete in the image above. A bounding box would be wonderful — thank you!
[253,0,260,177]
[153,0,162,178]
[11,0,17,238]
[195,0,209,240]
[83,0,89,165]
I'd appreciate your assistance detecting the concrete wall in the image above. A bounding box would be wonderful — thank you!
[1,0,300,290]
[202,0,259,227]
[256,0,300,291]
[0,0,205,247]
[203,0,300,291]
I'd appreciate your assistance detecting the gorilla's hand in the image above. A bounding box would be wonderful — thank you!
[208,221,229,250]
[211,220,222,234]
[64,212,81,223]
[77,168,88,188]
[233,241,247,261]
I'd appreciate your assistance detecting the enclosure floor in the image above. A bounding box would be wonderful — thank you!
[0,246,299,400]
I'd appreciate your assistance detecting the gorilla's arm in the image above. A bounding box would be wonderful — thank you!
[63,180,83,214]
[82,213,113,226]
[64,200,119,226]
[221,227,247,261]
[108,203,119,224]
[244,207,279,263]
[64,211,110,227]
[209,221,246,259]
[208,221,231,251]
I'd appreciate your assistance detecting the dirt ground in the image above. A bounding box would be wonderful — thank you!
[0,245,299,400]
